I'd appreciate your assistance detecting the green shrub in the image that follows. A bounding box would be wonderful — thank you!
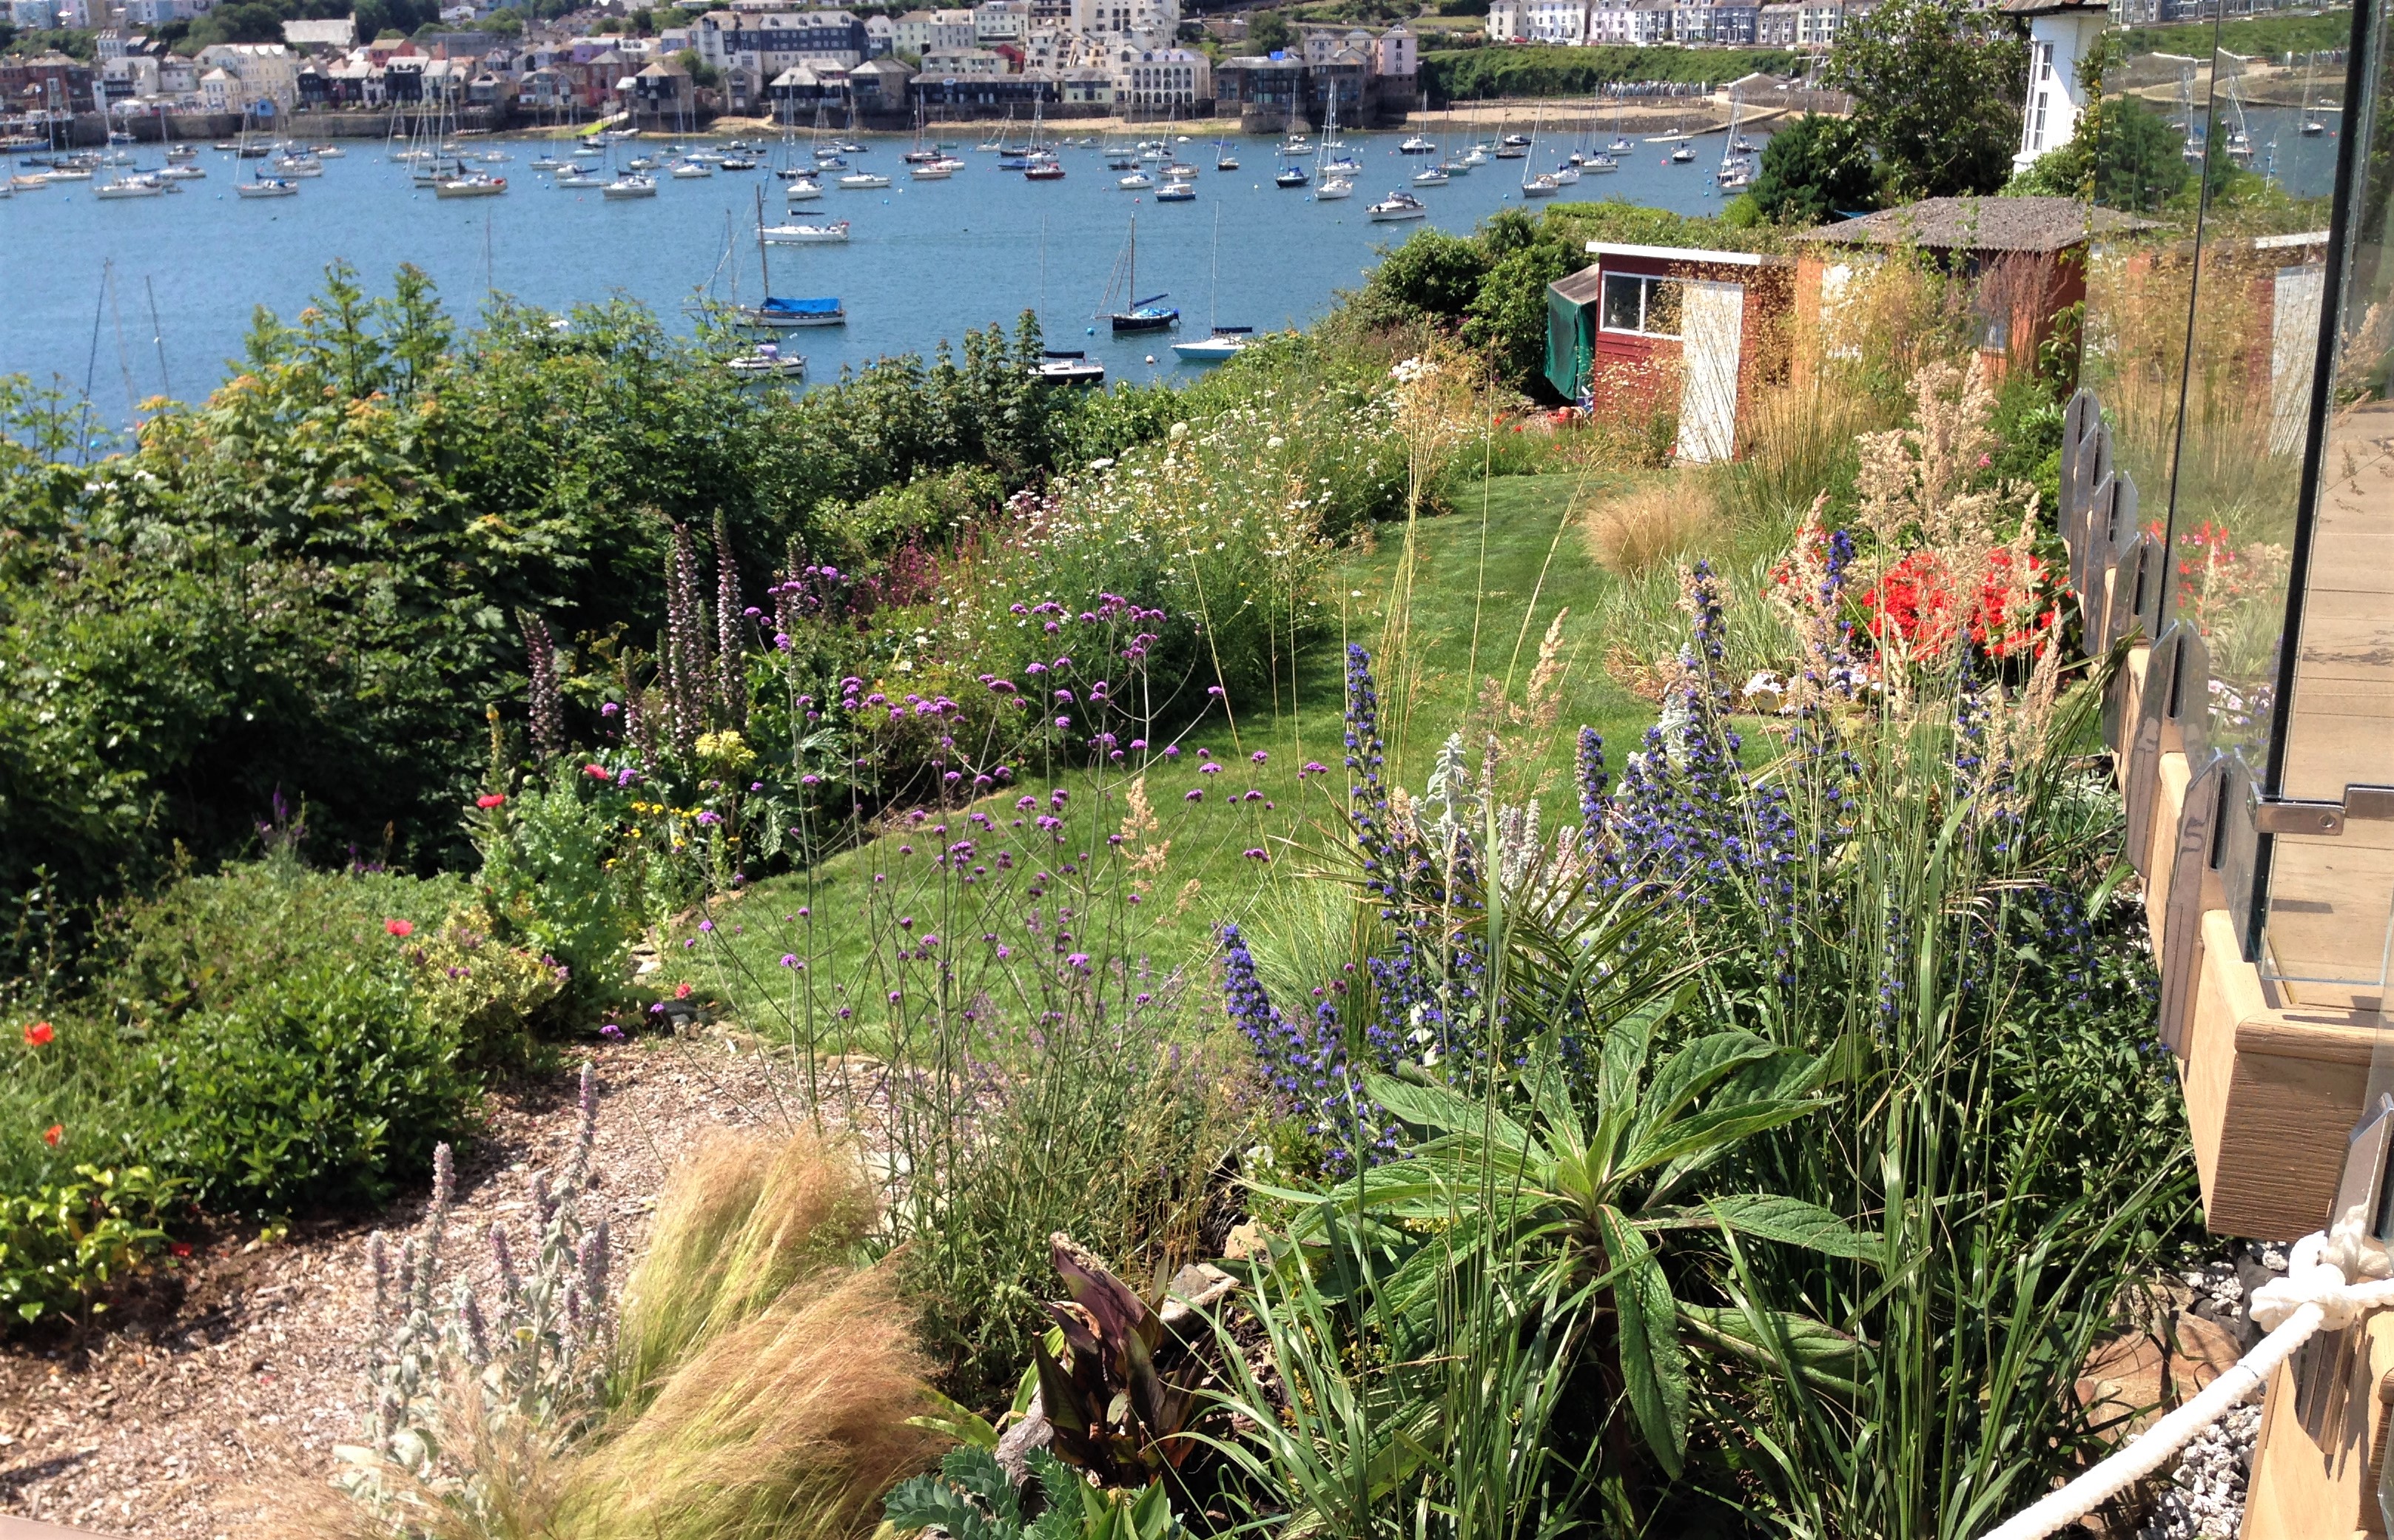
[471,766,643,1017]
[401,915,568,1070]
[0,1163,181,1325]
[0,1169,181,1322]
[147,955,474,1214]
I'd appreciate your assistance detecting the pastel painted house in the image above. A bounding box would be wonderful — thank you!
[1544,241,1794,464]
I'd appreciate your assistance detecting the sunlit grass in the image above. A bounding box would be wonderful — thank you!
[668,468,1662,1035]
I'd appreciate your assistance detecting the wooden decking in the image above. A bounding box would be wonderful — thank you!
[2269,399,2394,1012]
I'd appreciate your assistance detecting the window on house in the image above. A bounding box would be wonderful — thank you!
[1600,272,1683,337]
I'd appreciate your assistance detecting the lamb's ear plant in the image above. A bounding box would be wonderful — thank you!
[886,1447,1186,1540]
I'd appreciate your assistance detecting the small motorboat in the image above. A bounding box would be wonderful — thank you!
[604,173,658,199]
[725,342,805,378]
[158,162,206,181]
[910,160,954,180]
[1163,162,1198,181]
[1399,134,1437,155]
[1368,190,1427,221]
[1118,170,1154,190]
[837,171,890,189]
[1023,158,1065,181]
[1274,165,1310,188]
[1215,152,1240,171]
[719,154,759,170]
[761,218,850,243]
[1670,141,1695,164]
[434,172,507,198]
[1154,181,1195,202]
[1032,349,1105,386]
[671,159,713,178]
[1171,325,1253,363]
[236,177,298,198]
[1462,146,1490,166]
[1412,167,1449,187]
[94,172,169,198]
[785,178,825,201]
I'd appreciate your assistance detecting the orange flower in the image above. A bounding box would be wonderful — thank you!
[386,919,414,938]
[22,1021,53,1046]
[42,1124,61,1146]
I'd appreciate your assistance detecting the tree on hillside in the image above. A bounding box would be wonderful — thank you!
[1831,0,2027,199]
[2004,92,2188,210]
[1247,9,1294,53]
[1750,112,1881,223]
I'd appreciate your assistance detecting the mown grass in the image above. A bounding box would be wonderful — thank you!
[671,468,1663,1032]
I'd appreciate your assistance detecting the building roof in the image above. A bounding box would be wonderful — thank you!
[283,17,355,47]
[1997,0,2105,16]
[1551,265,1605,305]
[1792,195,2160,254]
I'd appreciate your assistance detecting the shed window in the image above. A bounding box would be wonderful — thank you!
[1600,272,1683,337]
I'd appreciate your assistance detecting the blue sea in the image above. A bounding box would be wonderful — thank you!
[1,127,1756,417]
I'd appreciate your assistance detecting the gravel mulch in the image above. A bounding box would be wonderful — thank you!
[0,1035,805,1539]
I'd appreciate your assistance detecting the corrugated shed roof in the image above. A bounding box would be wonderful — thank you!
[1792,195,2161,254]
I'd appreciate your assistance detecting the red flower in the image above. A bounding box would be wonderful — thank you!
[22,1021,53,1046]
[42,1124,61,1147]
[169,1241,193,1259]
[385,919,415,938]
[584,764,610,780]
[675,982,693,1000]
[476,793,508,810]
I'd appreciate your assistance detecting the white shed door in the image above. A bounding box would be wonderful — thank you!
[2269,262,2324,457]
[1677,279,1745,465]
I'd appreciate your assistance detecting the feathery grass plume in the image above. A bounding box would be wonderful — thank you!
[562,1264,941,1540]
[1579,478,1715,578]
[609,1128,878,1417]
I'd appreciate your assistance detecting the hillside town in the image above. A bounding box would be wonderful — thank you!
[0,0,1436,126]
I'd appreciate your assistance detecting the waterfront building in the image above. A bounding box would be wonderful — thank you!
[695,7,869,110]
[1112,43,1207,110]
[919,43,1014,75]
[2002,0,2105,174]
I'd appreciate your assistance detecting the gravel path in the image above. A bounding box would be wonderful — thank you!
[0,1036,804,1539]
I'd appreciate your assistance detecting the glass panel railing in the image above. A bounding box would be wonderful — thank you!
[2264,0,2394,1012]
[2169,39,2338,778]
[2081,17,2221,534]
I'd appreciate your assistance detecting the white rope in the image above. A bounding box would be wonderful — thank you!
[1976,1227,2394,1540]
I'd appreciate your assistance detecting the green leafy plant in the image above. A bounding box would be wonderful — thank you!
[0,1164,181,1325]
[887,1447,1184,1540]
[147,956,475,1214]
[471,763,642,1016]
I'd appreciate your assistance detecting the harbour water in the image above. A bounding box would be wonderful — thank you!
[2,128,1760,417]
[1,109,2341,420]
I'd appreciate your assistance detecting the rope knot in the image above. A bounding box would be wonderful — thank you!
[2250,1231,2367,1332]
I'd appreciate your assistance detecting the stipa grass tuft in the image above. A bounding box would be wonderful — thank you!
[1578,477,1716,577]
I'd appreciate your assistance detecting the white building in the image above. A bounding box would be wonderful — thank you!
[972,0,1024,43]
[2006,0,2106,172]
[1071,0,1174,44]
[1485,0,1524,39]
[891,7,975,53]
[1519,0,1589,44]
[196,41,298,111]
[1111,41,1205,107]
[919,42,1012,72]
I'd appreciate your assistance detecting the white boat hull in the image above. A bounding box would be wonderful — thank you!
[761,224,849,243]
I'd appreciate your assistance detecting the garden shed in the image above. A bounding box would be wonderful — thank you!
[1791,195,2156,377]
[1544,242,1794,464]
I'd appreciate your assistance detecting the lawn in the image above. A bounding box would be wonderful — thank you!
[670,468,1665,1038]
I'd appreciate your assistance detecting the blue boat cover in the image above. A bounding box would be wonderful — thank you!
[761,296,841,315]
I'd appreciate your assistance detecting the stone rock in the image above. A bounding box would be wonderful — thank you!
[1223,1221,1264,1261]
[994,1389,1052,1488]
[1157,1263,1237,1330]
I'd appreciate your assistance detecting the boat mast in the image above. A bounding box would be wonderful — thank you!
[755,184,771,297]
